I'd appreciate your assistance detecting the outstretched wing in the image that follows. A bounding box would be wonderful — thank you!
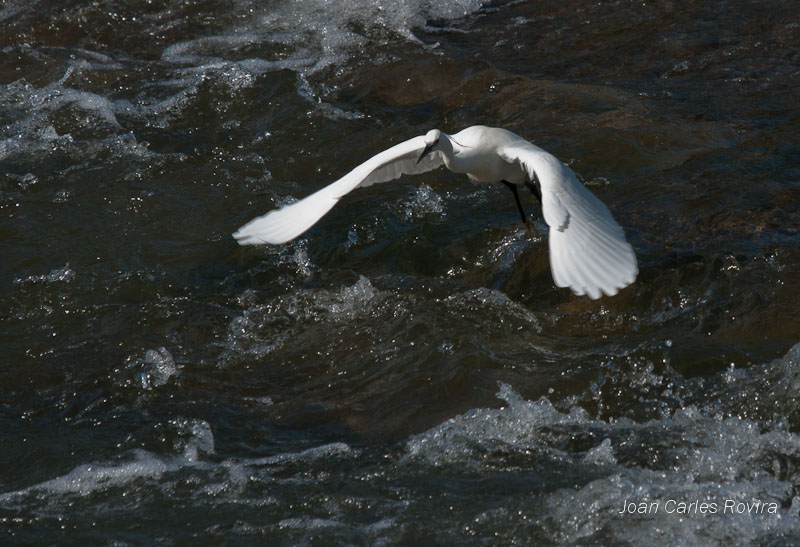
[234,135,444,245]
[500,143,637,299]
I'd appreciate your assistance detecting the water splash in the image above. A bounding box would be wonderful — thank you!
[136,346,180,390]
[402,183,445,219]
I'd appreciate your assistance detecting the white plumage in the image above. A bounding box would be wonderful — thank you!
[233,125,637,299]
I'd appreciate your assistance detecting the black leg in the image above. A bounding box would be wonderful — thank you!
[525,180,542,204]
[501,181,526,223]
[525,171,542,204]
[501,180,532,236]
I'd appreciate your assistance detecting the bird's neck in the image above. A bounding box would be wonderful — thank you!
[441,134,475,174]
[440,135,461,171]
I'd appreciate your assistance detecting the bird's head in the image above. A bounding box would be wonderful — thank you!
[417,129,442,164]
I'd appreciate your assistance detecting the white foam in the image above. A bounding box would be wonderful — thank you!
[162,33,266,65]
[0,75,128,163]
[13,264,75,285]
[0,418,219,503]
[441,287,542,333]
[247,443,357,472]
[223,276,380,362]
[160,0,489,76]
[406,382,590,463]
[405,378,800,542]
[297,74,365,120]
[327,276,379,319]
[1,0,489,163]
[583,438,616,466]
[0,449,173,501]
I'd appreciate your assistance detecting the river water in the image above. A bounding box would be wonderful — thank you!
[2,0,800,544]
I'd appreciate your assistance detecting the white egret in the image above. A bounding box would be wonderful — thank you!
[234,126,637,299]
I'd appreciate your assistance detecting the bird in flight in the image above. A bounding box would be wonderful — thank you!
[234,125,637,299]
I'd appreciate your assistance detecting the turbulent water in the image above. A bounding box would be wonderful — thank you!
[2,0,800,544]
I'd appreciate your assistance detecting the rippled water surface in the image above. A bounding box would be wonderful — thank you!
[2,0,800,544]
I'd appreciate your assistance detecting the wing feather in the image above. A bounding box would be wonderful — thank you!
[500,143,637,299]
[234,135,444,245]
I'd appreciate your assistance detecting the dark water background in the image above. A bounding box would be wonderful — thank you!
[2,0,800,544]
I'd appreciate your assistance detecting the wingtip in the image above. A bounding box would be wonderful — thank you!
[232,231,260,245]
[232,228,287,246]
[232,226,260,246]
[232,223,278,246]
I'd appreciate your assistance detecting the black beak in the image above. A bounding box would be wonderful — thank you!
[417,143,434,164]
